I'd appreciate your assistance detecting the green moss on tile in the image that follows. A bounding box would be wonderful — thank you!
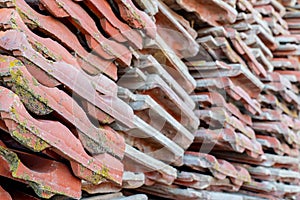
[9,68,53,115]
[123,2,146,27]
[0,146,20,173]
[33,41,58,61]
[16,8,41,28]
[29,182,54,199]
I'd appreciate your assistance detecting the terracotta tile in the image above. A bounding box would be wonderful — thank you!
[38,0,68,17]
[188,60,264,98]
[138,184,264,200]
[2,5,118,87]
[82,193,148,200]
[134,54,195,109]
[123,145,177,185]
[234,165,251,184]
[0,186,12,200]
[114,0,157,38]
[155,1,199,58]
[0,0,14,7]
[246,35,276,59]
[242,180,277,195]
[175,171,240,191]
[253,108,282,121]
[0,142,81,199]
[271,0,286,16]
[169,8,198,39]
[0,8,78,68]
[82,180,121,194]
[117,116,185,166]
[40,0,132,65]
[263,154,299,168]
[245,165,300,184]
[256,135,285,156]
[84,0,144,49]
[198,26,229,38]
[165,0,237,26]
[0,30,135,128]
[226,28,268,77]
[0,56,125,158]
[243,178,300,198]
[250,48,274,72]
[269,182,300,197]
[192,92,252,125]
[122,171,145,189]
[139,80,199,131]
[82,171,145,194]
[184,151,242,181]
[254,5,275,16]
[146,34,197,93]
[253,122,300,146]
[276,70,300,82]
[247,21,276,44]
[196,36,247,65]
[209,151,266,166]
[14,0,118,79]
[81,100,115,124]
[100,18,128,43]
[118,68,199,132]
[191,128,263,158]
[237,190,278,200]
[196,78,261,114]
[2,0,300,198]
[237,1,274,33]
[293,118,300,130]
[23,61,61,88]
[278,0,297,6]
[118,88,194,149]
[0,87,123,184]
[3,119,51,153]
[195,108,256,139]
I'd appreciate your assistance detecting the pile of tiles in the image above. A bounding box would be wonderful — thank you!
[1,0,300,199]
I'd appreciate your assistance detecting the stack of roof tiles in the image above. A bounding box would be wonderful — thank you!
[0,0,300,199]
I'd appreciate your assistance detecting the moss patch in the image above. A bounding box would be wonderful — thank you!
[0,146,20,173]
[9,68,53,115]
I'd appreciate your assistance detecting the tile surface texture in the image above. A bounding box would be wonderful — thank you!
[0,0,300,199]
